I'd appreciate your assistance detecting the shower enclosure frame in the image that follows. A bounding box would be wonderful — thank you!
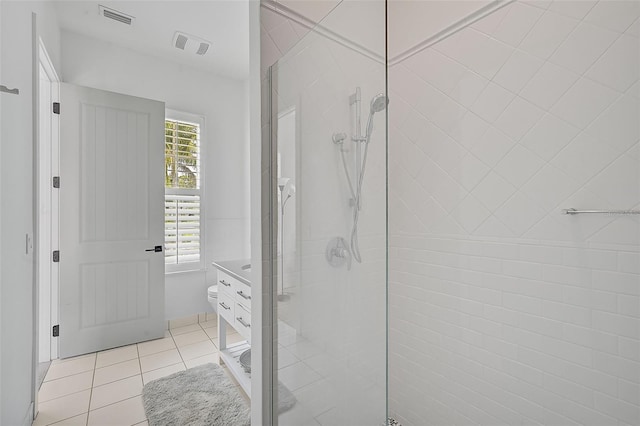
[261,7,390,425]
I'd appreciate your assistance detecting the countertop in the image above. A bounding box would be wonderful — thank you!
[212,259,251,286]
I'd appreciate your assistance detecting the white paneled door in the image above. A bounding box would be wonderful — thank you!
[59,84,165,358]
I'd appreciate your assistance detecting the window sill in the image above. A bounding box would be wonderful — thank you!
[165,268,206,276]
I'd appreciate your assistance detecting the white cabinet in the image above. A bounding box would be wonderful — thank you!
[217,270,251,342]
[215,268,251,396]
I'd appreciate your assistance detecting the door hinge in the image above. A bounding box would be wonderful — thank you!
[52,176,60,188]
[52,325,59,337]
[52,250,60,262]
[53,102,60,115]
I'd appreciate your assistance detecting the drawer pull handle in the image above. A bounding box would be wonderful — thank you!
[219,302,231,310]
[219,280,231,287]
[236,317,250,328]
[237,290,251,300]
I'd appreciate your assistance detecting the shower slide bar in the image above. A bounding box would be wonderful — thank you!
[562,208,640,216]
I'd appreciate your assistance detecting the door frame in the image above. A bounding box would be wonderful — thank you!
[37,37,60,364]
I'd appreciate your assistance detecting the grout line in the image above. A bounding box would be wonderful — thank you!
[87,394,143,415]
[167,327,188,372]
[135,341,144,389]
[85,353,97,426]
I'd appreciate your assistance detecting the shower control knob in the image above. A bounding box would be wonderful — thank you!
[332,247,348,258]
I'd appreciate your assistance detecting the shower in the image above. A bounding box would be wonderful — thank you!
[333,87,388,263]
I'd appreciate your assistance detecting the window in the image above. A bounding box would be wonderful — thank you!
[164,110,204,271]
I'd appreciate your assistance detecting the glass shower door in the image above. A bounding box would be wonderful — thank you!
[267,1,388,424]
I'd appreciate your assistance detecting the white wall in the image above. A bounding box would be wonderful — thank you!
[1,1,60,424]
[389,1,640,425]
[60,31,250,320]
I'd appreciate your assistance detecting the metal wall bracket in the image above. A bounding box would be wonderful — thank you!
[52,325,59,337]
[53,176,60,188]
[52,250,60,262]
[53,102,60,114]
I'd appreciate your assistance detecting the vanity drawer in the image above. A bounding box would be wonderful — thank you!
[234,302,251,341]
[217,271,234,295]
[234,283,251,309]
[218,290,235,324]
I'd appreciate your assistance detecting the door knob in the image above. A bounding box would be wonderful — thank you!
[145,246,163,252]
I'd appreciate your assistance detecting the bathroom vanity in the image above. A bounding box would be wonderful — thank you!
[212,260,252,396]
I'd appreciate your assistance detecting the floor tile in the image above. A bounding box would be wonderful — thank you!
[33,390,91,426]
[278,347,300,369]
[286,339,321,360]
[39,317,248,426]
[51,353,95,366]
[90,375,143,411]
[278,401,321,426]
[87,395,146,426]
[168,315,198,329]
[39,371,93,403]
[139,348,182,373]
[142,363,186,385]
[293,379,335,418]
[199,318,218,328]
[93,359,141,387]
[137,337,175,357]
[212,332,246,349]
[184,353,219,369]
[95,344,138,369]
[168,323,201,336]
[49,413,88,425]
[203,327,218,339]
[279,361,323,391]
[172,329,210,347]
[177,340,217,361]
[46,356,96,381]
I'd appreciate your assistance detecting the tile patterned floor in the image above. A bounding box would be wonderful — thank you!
[33,318,247,426]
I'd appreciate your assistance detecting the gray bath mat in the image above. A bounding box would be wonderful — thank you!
[143,363,249,426]
[142,363,296,426]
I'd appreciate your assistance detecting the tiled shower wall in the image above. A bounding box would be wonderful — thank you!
[388,1,639,425]
[262,2,387,424]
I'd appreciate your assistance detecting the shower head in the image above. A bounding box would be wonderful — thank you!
[365,94,388,138]
[278,177,296,200]
[370,93,388,113]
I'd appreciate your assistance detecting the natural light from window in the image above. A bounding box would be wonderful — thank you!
[164,113,202,269]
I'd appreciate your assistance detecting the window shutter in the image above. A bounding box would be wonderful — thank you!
[164,194,201,265]
[164,116,202,267]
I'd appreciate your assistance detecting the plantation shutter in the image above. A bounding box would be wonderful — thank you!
[164,117,201,267]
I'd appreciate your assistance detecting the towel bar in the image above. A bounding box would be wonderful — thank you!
[562,208,640,215]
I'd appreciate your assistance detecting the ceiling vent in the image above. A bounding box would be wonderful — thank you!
[173,31,211,56]
[99,5,134,25]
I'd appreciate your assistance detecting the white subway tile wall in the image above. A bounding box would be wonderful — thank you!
[389,1,640,425]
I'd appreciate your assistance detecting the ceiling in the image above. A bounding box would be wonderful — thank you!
[54,0,249,79]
